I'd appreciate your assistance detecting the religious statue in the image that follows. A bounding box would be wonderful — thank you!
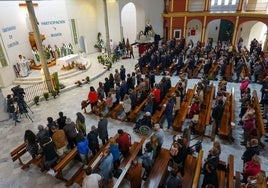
[44,45,51,63]
[61,43,67,57]
[48,44,55,60]
[67,43,74,55]
[144,20,153,36]
[32,47,41,66]
[54,45,60,59]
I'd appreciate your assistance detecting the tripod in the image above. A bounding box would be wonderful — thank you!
[16,99,33,123]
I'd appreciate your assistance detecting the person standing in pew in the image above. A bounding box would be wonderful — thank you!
[241,138,260,165]
[141,142,154,180]
[82,166,102,188]
[98,114,109,145]
[76,112,86,136]
[202,162,218,188]
[24,129,39,159]
[36,125,50,146]
[39,136,58,173]
[76,133,92,164]
[211,99,224,135]
[109,137,120,170]
[153,123,165,157]
[165,169,183,188]
[126,159,143,188]
[63,118,78,149]
[87,125,100,155]
[51,126,68,158]
[56,111,66,129]
[116,129,131,158]
[165,97,175,129]
[98,149,114,184]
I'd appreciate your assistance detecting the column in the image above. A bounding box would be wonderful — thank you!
[237,0,245,12]
[183,16,187,38]
[204,0,210,12]
[103,0,111,58]
[171,0,174,12]
[232,16,239,46]
[169,17,173,40]
[263,29,268,52]
[185,0,189,12]
[26,0,53,92]
[201,16,207,45]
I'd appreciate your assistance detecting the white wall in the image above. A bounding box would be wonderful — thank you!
[186,19,202,45]
[205,19,221,46]
[121,3,137,44]
[119,0,163,37]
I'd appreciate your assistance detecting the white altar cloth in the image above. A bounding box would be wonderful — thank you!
[56,54,79,66]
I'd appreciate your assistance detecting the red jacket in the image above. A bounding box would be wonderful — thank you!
[117,132,131,152]
[153,89,161,104]
[240,79,250,93]
[88,91,98,103]
[243,160,261,177]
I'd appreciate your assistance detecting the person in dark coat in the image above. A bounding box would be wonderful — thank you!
[165,97,174,129]
[56,111,66,129]
[211,99,224,135]
[97,114,108,145]
[120,65,126,81]
[24,129,39,159]
[104,77,110,98]
[241,138,260,165]
[165,169,182,188]
[47,117,57,137]
[87,125,100,155]
[63,118,78,149]
[126,73,134,90]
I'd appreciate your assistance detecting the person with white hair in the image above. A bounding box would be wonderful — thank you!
[133,111,152,131]
[153,123,165,157]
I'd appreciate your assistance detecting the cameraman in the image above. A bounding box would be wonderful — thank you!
[11,85,27,114]
[7,94,20,124]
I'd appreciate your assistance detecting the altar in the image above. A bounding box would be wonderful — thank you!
[56,54,80,66]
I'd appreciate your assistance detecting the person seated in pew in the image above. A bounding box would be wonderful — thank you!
[188,98,200,119]
[202,162,218,188]
[242,155,262,183]
[141,142,154,180]
[24,129,39,159]
[51,126,69,158]
[98,149,114,184]
[39,136,58,174]
[105,92,113,111]
[203,147,219,174]
[189,109,199,134]
[87,125,100,155]
[82,166,102,188]
[134,111,152,131]
[76,133,92,164]
[116,129,131,158]
[150,135,159,160]
[165,169,183,188]
[241,138,260,165]
[126,159,143,188]
[109,137,120,170]
[242,171,266,188]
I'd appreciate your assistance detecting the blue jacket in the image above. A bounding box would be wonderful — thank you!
[77,138,89,155]
[109,144,120,161]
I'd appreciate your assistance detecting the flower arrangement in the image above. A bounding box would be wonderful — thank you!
[33,96,40,105]
[43,92,49,101]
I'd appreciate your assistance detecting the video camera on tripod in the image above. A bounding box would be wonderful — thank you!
[11,85,33,122]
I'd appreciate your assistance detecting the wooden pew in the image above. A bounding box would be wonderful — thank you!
[235,171,242,188]
[192,150,204,188]
[180,150,204,188]
[173,85,197,131]
[143,148,170,188]
[217,167,226,188]
[219,89,235,142]
[227,154,234,188]
[151,87,176,124]
[65,141,110,187]
[195,85,215,137]
[192,60,204,78]
[10,142,42,169]
[94,100,106,116]
[107,136,146,188]
[225,59,234,82]
[53,147,79,181]
[109,104,123,120]
[252,90,266,147]
[208,62,218,80]
[128,95,149,122]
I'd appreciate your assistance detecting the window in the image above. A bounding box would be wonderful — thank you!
[173,29,181,39]
[211,0,215,6]
[224,0,229,5]
[231,0,236,5]
[217,0,221,5]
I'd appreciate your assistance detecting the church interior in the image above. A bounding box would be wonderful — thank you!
[0,0,268,187]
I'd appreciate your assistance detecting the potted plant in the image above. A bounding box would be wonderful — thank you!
[33,96,40,105]
[51,90,57,98]
[85,76,90,84]
[75,80,82,87]
[94,32,104,52]
[43,92,49,101]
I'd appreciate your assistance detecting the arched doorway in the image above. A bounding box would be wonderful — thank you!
[237,21,267,50]
[121,3,137,44]
[186,19,202,45]
[206,19,234,47]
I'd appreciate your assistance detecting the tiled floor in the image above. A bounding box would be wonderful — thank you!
[0,50,267,188]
